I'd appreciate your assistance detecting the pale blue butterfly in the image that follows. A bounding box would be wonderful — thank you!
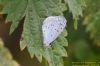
[42,16,67,46]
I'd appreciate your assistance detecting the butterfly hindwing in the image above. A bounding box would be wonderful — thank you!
[42,16,67,46]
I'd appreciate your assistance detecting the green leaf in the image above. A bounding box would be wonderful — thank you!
[83,0,100,46]
[1,0,27,34]
[43,48,64,66]
[65,0,86,19]
[27,45,34,58]
[52,41,68,57]
[0,38,19,66]
[84,10,100,46]
[22,0,68,64]
[20,39,27,51]
[57,30,68,47]
[74,19,78,30]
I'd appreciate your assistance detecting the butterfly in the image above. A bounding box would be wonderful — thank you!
[42,16,67,46]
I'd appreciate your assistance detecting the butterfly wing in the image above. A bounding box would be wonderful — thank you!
[42,16,67,46]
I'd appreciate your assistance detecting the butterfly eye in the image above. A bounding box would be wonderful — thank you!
[42,16,67,46]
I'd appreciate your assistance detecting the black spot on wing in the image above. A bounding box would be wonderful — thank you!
[61,27,63,29]
[59,23,63,26]
[54,29,59,32]
[57,30,59,32]
[51,24,54,26]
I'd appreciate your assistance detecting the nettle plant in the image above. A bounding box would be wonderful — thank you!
[0,0,86,66]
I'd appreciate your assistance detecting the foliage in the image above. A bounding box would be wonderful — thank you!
[2,0,100,66]
[65,0,86,19]
[83,0,100,46]
[0,0,68,66]
[65,0,100,66]
[64,0,86,29]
